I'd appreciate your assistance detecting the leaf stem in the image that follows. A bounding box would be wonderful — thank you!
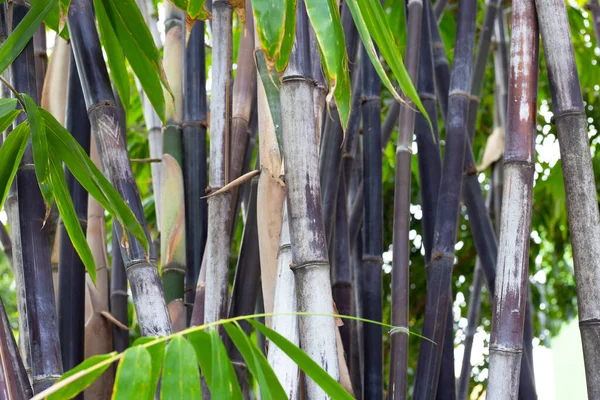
[0,75,23,105]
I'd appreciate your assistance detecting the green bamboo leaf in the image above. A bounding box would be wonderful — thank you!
[0,0,56,75]
[346,0,432,130]
[210,329,243,399]
[93,0,130,111]
[113,346,153,400]
[22,93,53,207]
[248,319,354,400]
[255,50,283,155]
[187,0,208,19]
[133,337,166,397]
[0,122,30,210]
[274,0,296,72]
[187,330,213,384]
[100,0,171,122]
[0,98,17,117]
[58,0,71,31]
[305,0,351,130]
[160,336,201,399]
[223,322,287,400]
[0,110,21,133]
[43,1,70,40]
[251,0,288,68]
[41,109,150,255]
[48,152,97,283]
[47,354,116,400]
[168,0,189,11]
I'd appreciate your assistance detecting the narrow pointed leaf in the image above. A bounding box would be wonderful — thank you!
[305,0,351,130]
[160,336,201,399]
[274,0,296,72]
[0,98,17,117]
[44,2,70,40]
[248,319,354,400]
[58,0,71,31]
[112,346,153,399]
[22,93,53,206]
[210,329,243,399]
[41,109,150,254]
[94,0,130,111]
[223,322,287,400]
[0,110,21,133]
[133,337,166,396]
[251,0,287,67]
[0,122,30,210]
[99,0,171,121]
[255,50,283,154]
[187,330,213,385]
[0,0,56,75]
[187,0,208,19]
[46,354,116,400]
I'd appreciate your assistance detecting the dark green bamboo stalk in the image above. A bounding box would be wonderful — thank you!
[161,3,187,309]
[389,1,422,398]
[111,226,129,353]
[280,3,339,396]
[412,2,477,398]
[204,0,233,325]
[487,1,539,397]
[58,50,90,381]
[183,19,208,322]
[0,297,32,399]
[9,2,64,392]
[535,0,600,397]
[67,0,172,337]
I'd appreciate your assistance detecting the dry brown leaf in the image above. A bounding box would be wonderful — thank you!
[203,169,260,199]
[477,126,505,171]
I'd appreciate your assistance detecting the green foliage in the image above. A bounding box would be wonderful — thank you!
[47,354,116,400]
[161,337,202,399]
[0,121,29,209]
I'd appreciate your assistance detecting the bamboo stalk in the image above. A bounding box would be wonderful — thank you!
[67,0,172,337]
[412,2,477,398]
[280,3,339,396]
[588,0,600,47]
[535,0,600,397]
[0,297,32,399]
[183,19,208,322]
[161,2,187,312]
[33,24,47,115]
[203,0,234,325]
[57,50,90,383]
[389,1,422,397]
[433,0,449,21]
[0,223,11,266]
[487,0,538,397]
[111,226,129,353]
[85,139,115,398]
[493,7,509,130]
[428,3,450,123]
[267,203,300,399]
[10,2,64,392]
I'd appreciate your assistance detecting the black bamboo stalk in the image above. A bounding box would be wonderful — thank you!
[10,2,64,391]
[360,37,384,399]
[0,297,32,399]
[183,19,208,322]
[389,1,423,398]
[33,24,47,108]
[381,101,400,147]
[433,0,449,21]
[280,3,339,395]
[67,0,172,336]
[57,50,90,381]
[111,226,129,353]
[428,2,450,123]
[588,0,600,47]
[493,7,509,130]
[203,0,233,325]
[0,223,11,266]
[412,2,477,398]
[487,0,539,397]
[535,0,600,397]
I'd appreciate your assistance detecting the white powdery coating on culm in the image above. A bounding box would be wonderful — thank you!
[128,266,172,336]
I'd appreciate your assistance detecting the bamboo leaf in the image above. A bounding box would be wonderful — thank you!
[0,98,17,117]
[187,330,213,384]
[0,110,21,133]
[248,319,354,400]
[346,0,432,130]
[255,50,283,154]
[22,93,53,207]
[133,337,166,397]
[48,152,97,283]
[47,354,116,400]
[223,322,287,400]
[41,109,151,255]
[274,0,296,72]
[58,0,71,31]
[305,0,351,130]
[113,346,153,399]
[187,0,208,19]
[251,0,289,68]
[0,122,30,210]
[93,0,130,111]
[0,0,56,75]
[99,0,171,122]
[44,1,70,40]
[210,329,243,399]
[160,336,201,399]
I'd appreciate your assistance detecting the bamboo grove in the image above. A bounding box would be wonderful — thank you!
[0,0,599,398]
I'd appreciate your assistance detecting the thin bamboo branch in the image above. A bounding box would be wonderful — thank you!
[536,0,600,397]
[487,1,539,397]
[68,0,172,337]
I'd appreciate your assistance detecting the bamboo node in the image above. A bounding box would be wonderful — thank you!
[550,109,585,124]
[465,164,478,176]
[290,260,329,271]
[389,326,409,336]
